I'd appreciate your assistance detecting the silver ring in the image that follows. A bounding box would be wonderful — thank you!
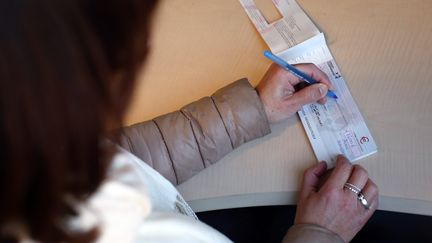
[344,183,369,210]
[357,193,370,210]
[344,183,361,194]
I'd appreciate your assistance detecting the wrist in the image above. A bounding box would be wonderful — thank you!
[256,88,275,124]
[285,224,346,243]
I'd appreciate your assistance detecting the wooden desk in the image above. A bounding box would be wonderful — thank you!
[125,0,432,215]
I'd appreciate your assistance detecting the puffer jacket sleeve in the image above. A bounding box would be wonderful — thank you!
[114,78,271,185]
[282,224,345,243]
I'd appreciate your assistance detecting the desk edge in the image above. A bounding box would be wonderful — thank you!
[187,192,432,216]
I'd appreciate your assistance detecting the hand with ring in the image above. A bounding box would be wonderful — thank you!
[294,155,379,242]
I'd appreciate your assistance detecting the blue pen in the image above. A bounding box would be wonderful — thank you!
[263,50,338,99]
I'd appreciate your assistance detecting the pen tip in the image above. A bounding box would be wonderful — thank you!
[330,92,338,99]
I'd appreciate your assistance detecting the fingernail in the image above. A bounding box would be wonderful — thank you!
[318,84,328,98]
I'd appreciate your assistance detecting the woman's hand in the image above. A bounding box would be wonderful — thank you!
[295,155,379,242]
[256,63,334,123]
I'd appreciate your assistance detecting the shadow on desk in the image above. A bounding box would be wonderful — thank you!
[197,206,432,243]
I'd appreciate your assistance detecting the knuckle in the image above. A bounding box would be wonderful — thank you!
[303,165,317,177]
[310,88,321,100]
[370,181,379,195]
[337,154,349,163]
[339,159,352,172]
[353,165,369,179]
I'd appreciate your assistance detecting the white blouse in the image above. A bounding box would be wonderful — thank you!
[70,146,232,243]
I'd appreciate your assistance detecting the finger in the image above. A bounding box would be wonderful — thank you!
[270,64,303,87]
[288,83,328,110]
[345,165,369,195]
[318,97,327,105]
[299,161,328,201]
[360,179,379,212]
[295,63,335,90]
[322,155,353,190]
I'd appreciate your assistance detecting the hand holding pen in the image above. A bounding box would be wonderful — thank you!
[256,52,336,123]
[264,50,338,99]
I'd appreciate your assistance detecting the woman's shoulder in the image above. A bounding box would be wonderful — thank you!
[133,211,232,243]
[83,180,232,243]
[78,148,232,242]
[72,181,152,243]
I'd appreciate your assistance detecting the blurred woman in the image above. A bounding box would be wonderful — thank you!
[0,0,378,242]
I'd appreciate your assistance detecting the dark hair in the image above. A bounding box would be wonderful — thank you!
[0,0,157,241]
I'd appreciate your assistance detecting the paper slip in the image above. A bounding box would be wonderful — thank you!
[239,0,377,166]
